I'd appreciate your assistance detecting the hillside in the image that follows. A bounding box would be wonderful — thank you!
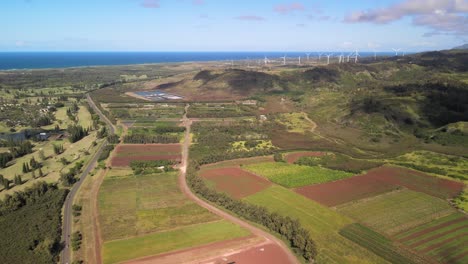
[452,44,468,50]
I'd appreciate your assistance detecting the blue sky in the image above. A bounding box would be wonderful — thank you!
[1,0,467,51]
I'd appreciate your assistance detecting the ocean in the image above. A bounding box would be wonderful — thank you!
[0,51,396,70]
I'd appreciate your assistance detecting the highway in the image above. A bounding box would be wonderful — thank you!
[61,94,115,264]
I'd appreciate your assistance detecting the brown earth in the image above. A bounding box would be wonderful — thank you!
[201,168,271,198]
[285,151,325,164]
[198,243,293,264]
[295,165,464,207]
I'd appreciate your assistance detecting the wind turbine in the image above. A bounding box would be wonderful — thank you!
[306,53,311,62]
[326,54,332,65]
[373,50,377,60]
[353,50,360,63]
[264,56,269,66]
[280,55,287,65]
[392,48,401,56]
[298,56,301,65]
[317,52,323,62]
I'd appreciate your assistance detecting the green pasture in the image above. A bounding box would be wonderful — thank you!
[244,162,354,188]
[98,170,219,241]
[102,220,250,264]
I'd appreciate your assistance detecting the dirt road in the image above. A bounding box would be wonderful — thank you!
[178,104,300,264]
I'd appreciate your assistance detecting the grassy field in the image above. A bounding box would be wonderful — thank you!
[102,220,250,264]
[98,170,218,241]
[244,162,354,188]
[275,112,315,134]
[337,189,456,235]
[395,213,468,264]
[339,224,427,264]
[244,185,387,264]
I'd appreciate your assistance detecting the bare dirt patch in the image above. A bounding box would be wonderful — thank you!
[285,151,325,164]
[295,165,464,206]
[111,144,182,167]
[201,168,271,199]
[198,243,292,264]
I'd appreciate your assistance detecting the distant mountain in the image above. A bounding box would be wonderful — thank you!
[452,44,468,50]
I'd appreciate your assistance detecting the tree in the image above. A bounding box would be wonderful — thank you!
[274,152,284,162]
[2,179,10,190]
[32,170,36,179]
[38,168,44,177]
[39,150,46,161]
[14,175,22,186]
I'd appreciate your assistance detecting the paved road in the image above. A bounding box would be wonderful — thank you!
[61,94,115,264]
[178,105,300,264]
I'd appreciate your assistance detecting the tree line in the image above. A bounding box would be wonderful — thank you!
[0,140,34,168]
[123,134,180,144]
[130,160,176,175]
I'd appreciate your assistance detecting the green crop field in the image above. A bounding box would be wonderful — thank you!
[98,170,219,241]
[339,224,427,264]
[244,162,354,188]
[337,189,456,235]
[244,185,387,264]
[395,213,468,264]
[102,220,250,264]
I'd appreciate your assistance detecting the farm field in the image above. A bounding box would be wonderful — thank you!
[296,165,464,207]
[395,213,468,264]
[200,167,271,198]
[244,185,387,264]
[187,103,256,118]
[244,162,354,188]
[284,151,325,164]
[102,220,249,264]
[110,144,181,167]
[339,223,427,264]
[200,156,274,170]
[336,189,457,236]
[98,170,219,241]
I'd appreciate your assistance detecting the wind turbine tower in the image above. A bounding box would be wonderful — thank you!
[280,55,286,65]
[326,54,332,65]
[298,56,301,65]
[392,48,401,56]
[306,53,311,62]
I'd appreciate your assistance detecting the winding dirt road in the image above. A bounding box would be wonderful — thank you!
[178,105,299,264]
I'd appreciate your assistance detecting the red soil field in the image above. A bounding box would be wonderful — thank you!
[199,243,291,264]
[295,165,464,207]
[285,151,325,163]
[111,144,182,167]
[114,144,181,157]
[201,168,271,199]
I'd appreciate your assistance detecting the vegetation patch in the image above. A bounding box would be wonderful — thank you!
[200,167,271,198]
[336,189,456,235]
[0,182,67,264]
[98,170,219,241]
[394,213,468,264]
[244,162,354,188]
[102,220,250,264]
[275,112,315,134]
[295,152,383,174]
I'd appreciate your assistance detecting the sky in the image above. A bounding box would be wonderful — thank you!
[1,0,467,52]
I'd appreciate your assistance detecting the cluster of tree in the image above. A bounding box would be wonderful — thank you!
[21,157,41,173]
[71,231,82,251]
[131,126,185,134]
[98,144,115,162]
[107,134,120,144]
[67,125,89,143]
[60,161,84,186]
[0,140,34,168]
[130,160,176,175]
[123,134,179,144]
[190,122,275,165]
[273,152,285,162]
[97,126,108,139]
[13,175,23,186]
[72,204,82,217]
[53,144,64,155]
[186,163,317,261]
[0,175,10,190]
[0,182,67,263]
